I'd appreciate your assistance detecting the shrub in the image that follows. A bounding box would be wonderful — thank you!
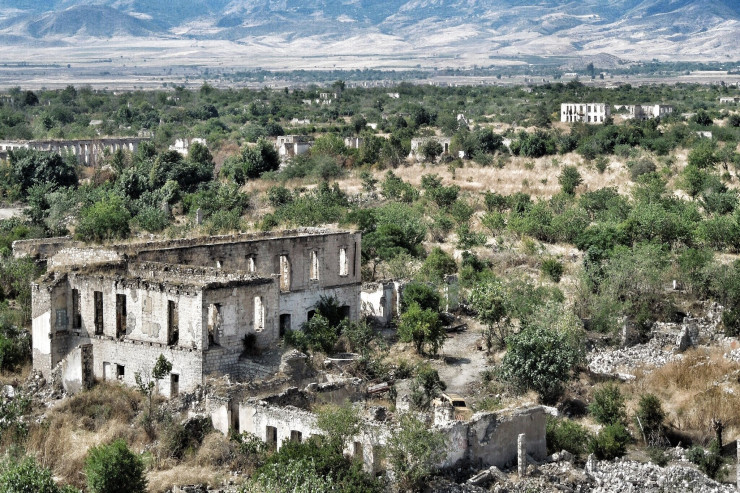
[546,417,592,457]
[588,423,631,460]
[75,194,131,242]
[589,382,627,426]
[634,393,665,445]
[629,158,656,181]
[647,447,669,467]
[0,456,76,493]
[499,317,585,403]
[0,322,30,372]
[688,440,726,480]
[386,413,446,492]
[541,258,564,283]
[559,166,583,195]
[84,439,147,493]
[418,247,456,282]
[398,302,444,355]
[401,282,440,312]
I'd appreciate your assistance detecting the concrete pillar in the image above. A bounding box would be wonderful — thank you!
[517,433,527,477]
[196,208,203,225]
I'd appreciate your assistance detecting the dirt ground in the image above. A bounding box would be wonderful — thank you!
[431,317,491,396]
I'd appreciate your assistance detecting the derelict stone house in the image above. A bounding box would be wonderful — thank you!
[24,228,361,395]
[560,103,610,123]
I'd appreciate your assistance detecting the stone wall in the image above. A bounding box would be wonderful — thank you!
[438,406,547,470]
[49,247,123,270]
[361,281,396,327]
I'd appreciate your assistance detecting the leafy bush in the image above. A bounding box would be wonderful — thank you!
[499,320,584,403]
[398,302,444,355]
[0,456,77,493]
[589,383,626,426]
[401,282,440,312]
[418,247,456,282]
[647,447,669,467]
[75,194,131,242]
[546,417,592,457]
[687,440,726,480]
[84,439,147,493]
[386,413,446,492]
[634,393,665,445]
[559,166,583,195]
[250,435,382,493]
[588,424,631,460]
[541,258,564,283]
[0,322,30,372]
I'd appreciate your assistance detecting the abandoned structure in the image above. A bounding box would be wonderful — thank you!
[169,137,207,156]
[275,135,313,161]
[409,136,452,159]
[627,104,674,120]
[560,103,610,124]
[228,386,546,474]
[0,137,147,165]
[22,228,361,396]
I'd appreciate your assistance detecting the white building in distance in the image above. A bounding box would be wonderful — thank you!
[560,103,610,124]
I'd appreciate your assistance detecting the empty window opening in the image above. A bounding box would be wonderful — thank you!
[310,250,320,280]
[290,430,303,443]
[115,294,127,338]
[254,296,264,332]
[354,441,363,459]
[340,305,351,321]
[170,374,179,397]
[339,247,348,276]
[55,309,68,330]
[116,364,125,379]
[207,303,222,346]
[266,426,278,450]
[103,362,111,380]
[279,314,291,337]
[168,300,179,345]
[444,142,449,154]
[216,260,223,269]
[94,291,103,335]
[72,288,81,328]
[307,310,316,322]
[279,255,291,291]
[247,255,256,273]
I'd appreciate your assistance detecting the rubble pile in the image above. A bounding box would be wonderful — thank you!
[586,457,735,493]
[587,338,679,379]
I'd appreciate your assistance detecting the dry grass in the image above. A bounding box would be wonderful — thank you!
[147,465,230,493]
[25,382,147,487]
[634,348,740,442]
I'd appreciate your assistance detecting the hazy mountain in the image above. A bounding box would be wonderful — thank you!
[0,0,737,60]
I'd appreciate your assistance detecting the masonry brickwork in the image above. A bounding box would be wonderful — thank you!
[26,228,362,395]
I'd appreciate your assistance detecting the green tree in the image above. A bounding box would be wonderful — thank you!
[397,302,444,355]
[419,139,443,162]
[469,279,511,351]
[589,383,627,426]
[386,413,446,492]
[559,165,583,195]
[75,194,131,242]
[134,354,172,433]
[499,321,584,403]
[688,139,717,169]
[84,440,147,493]
[316,403,363,452]
[9,149,77,197]
[409,364,446,410]
[634,393,665,445]
[0,456,77,493]
[418,247,456,282]
[400,282,440,312]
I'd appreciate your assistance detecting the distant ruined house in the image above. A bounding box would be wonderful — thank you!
[19,229,361,396]
[560,103,610,124]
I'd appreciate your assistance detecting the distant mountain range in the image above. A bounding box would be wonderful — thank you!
[0,1,738,62]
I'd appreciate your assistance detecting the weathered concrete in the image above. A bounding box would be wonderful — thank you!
[30,228,362,394]
[0,137,148,166]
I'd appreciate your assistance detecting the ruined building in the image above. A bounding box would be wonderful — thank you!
[627,104,673,120]
[23,229,361,395]
[560,103,610,124]
[0,137,147,166]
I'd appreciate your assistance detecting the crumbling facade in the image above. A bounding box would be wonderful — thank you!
[560,103,610,124]
[409,136,452,159]
[25,229,361,395]
[0,137,147,165]
[627,104,673,120]
[275,135,313,161]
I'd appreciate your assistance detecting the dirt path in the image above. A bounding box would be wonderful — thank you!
[431,318,490,395]
[0,207,23,220]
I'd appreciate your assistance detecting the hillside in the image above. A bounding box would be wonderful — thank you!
[0,0,737,61]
